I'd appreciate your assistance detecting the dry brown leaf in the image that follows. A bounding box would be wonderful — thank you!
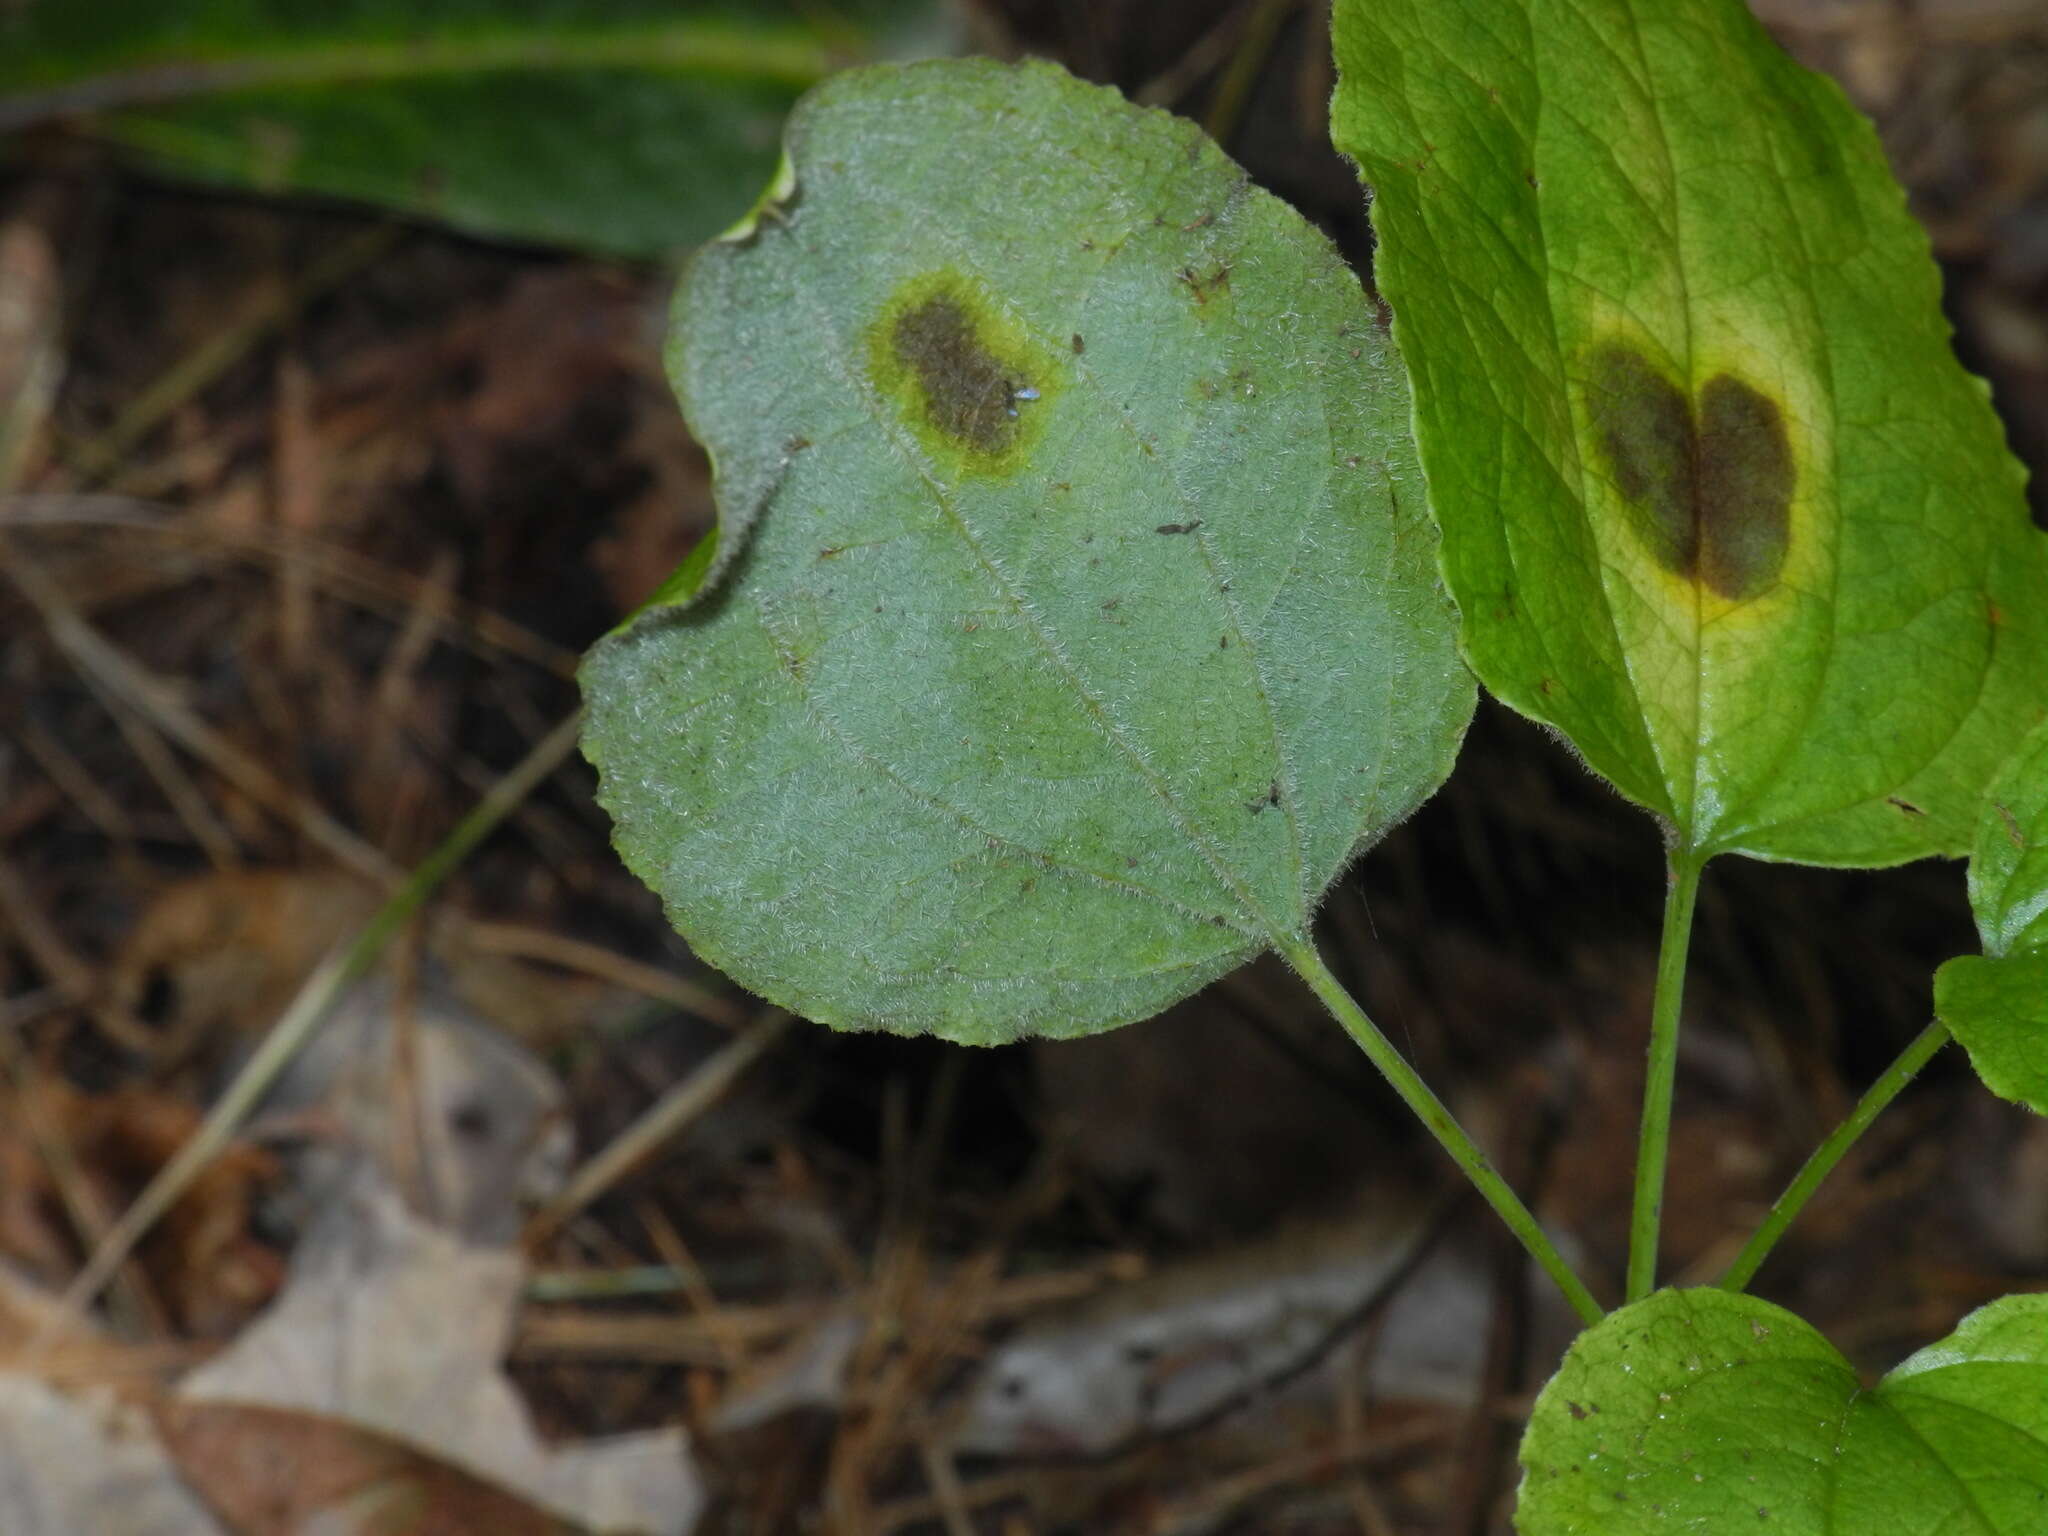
[58,1079,283,1335]
[158,1399,583,1536]
[113,869,382,1052]
[0,1375,223,1536]
[260,976,571,1244]
[115,868,604,1060]
[181,1175,703,1535]
[0,1071,281,1334]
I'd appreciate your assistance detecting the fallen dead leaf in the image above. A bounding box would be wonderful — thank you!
[258,975,572,1245]
[180,1172,703,1535]
[157,1399,583,1536]
[0,1373,222,1536]
[0,1070,282,1336]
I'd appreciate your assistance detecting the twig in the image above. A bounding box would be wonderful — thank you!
[270,354,322,668]
[360,546,456,842]
[870,1469,1041,1534]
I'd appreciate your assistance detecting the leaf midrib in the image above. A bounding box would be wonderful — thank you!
[783,148,1319,941]
[755,602,1264,940]
[0,20,832,135]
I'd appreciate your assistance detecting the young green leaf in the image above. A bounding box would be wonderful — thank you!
[1330,0,2048,865]
[580,58,1473,1043]
[0,0,941,257]
[1936,720,2048,1111]
[1520,1288,2048,1533]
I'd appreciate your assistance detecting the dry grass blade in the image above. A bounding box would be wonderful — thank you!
[916,1439,976,1536]
[2,494,582,676]
[94,682,244,870]
[1150,1418,1454,1535]
[524,1011,793,1245]
[514,1258,1138,1365]
[0,531,397,883]
[0,190,64,491]
[632,1200,748,1371]
[66,224,399,486]
[0,852,155,1051]
[17,715,139,850]
[458,919,748,1029]
[37,710,585,1344]
[1202,0,1303,146]
[0,1045,165,1337]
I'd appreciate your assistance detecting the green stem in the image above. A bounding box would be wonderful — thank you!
[1718,1017,1950,1294]
[1279,934,1603,1326]
[1626,848,1708,1303]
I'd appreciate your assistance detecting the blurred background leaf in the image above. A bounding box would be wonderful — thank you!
[0,0,955,257]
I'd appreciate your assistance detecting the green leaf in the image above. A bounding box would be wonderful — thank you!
[1962,720,2048,960]
[1936,953,2048,1114]
[0,0,944,257]
[1330,0,2048,865]
[1936,720,2048,1111]
[1518,1288,2048,1534]
[578,58,1473,1044]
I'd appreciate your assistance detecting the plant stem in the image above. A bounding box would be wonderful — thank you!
[1279,934,1603,1326]
[1718,1017,1950,1294]
[1626,848,1708,1303]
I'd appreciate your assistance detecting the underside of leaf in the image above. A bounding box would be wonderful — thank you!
[580,58,1472,1043]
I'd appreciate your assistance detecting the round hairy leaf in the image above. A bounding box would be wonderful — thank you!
[579,59,1473,1043]
[1519,1289,2048,1533]
[1937,720,2048,1111]
[1330,0,2048,866]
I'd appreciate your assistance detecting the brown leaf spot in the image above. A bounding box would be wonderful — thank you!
[891,295,1025,456]
[1997,801,2027,850]
[1176,263,1233,306]
[1586,345,1794,600]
